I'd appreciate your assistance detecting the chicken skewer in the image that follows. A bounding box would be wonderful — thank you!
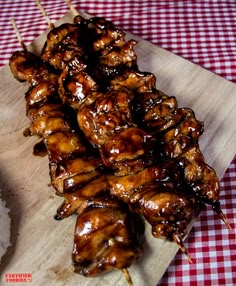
[34,4,204,260]
[10,17,144,285]
[111,69,231,229]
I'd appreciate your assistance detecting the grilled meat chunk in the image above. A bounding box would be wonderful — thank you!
[72,196,144,276]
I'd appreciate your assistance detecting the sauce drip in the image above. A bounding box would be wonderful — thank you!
[33,140,47,157]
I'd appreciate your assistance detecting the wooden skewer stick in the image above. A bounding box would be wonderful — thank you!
[212,201,232,229]
[218,210,232,230]
[173,234,193,264]
[65,0,79,16]
[122,268,134,286]
[35,0,55,29]
[10,18,27,51]
[106,238,134,286]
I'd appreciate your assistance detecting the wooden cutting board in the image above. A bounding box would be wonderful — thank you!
[0,11,235,286]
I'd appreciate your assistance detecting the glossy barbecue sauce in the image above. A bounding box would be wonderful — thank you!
[23,128,48,157]
[33,140,48,157]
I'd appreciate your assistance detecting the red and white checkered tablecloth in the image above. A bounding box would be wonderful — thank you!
[0,1,235,285]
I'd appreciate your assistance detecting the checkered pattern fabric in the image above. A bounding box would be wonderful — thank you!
[0,1,235,285]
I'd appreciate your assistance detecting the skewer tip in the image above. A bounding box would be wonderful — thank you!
[173,234,193,263]
[122,268,134,286]
[219,210,232,230]
[212,202,232,230]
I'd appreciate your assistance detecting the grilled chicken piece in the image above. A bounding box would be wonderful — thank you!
[60,68,156,176]
[109,169,202,248]
[89,17,126,52]
[42,23,79,53]
[108,165,170,203]
[94,39,138,80]
[58,65,98,110]
[43,43,84,71]
[27,103,64,121]
[111,70,156,93]
[50,156,102,194]
[44,131,87,163]
[100,127,155,176]
[9,50,56,86]
[98,40,137,68]
[25,80,59,109]
[133,89,178,131]
[26,103,72,138]
[41,23,87,70]
[157,108,204,158]
[131,183,201,244]
[27,111,70,137]
[177,144,221,206]
[77,88,134,145]
[72,196,144,277]
[56,174,110,218]
[88,17,138,81]
[25,82,71,137]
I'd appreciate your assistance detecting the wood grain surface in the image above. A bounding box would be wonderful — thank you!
[0,11,235,286]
